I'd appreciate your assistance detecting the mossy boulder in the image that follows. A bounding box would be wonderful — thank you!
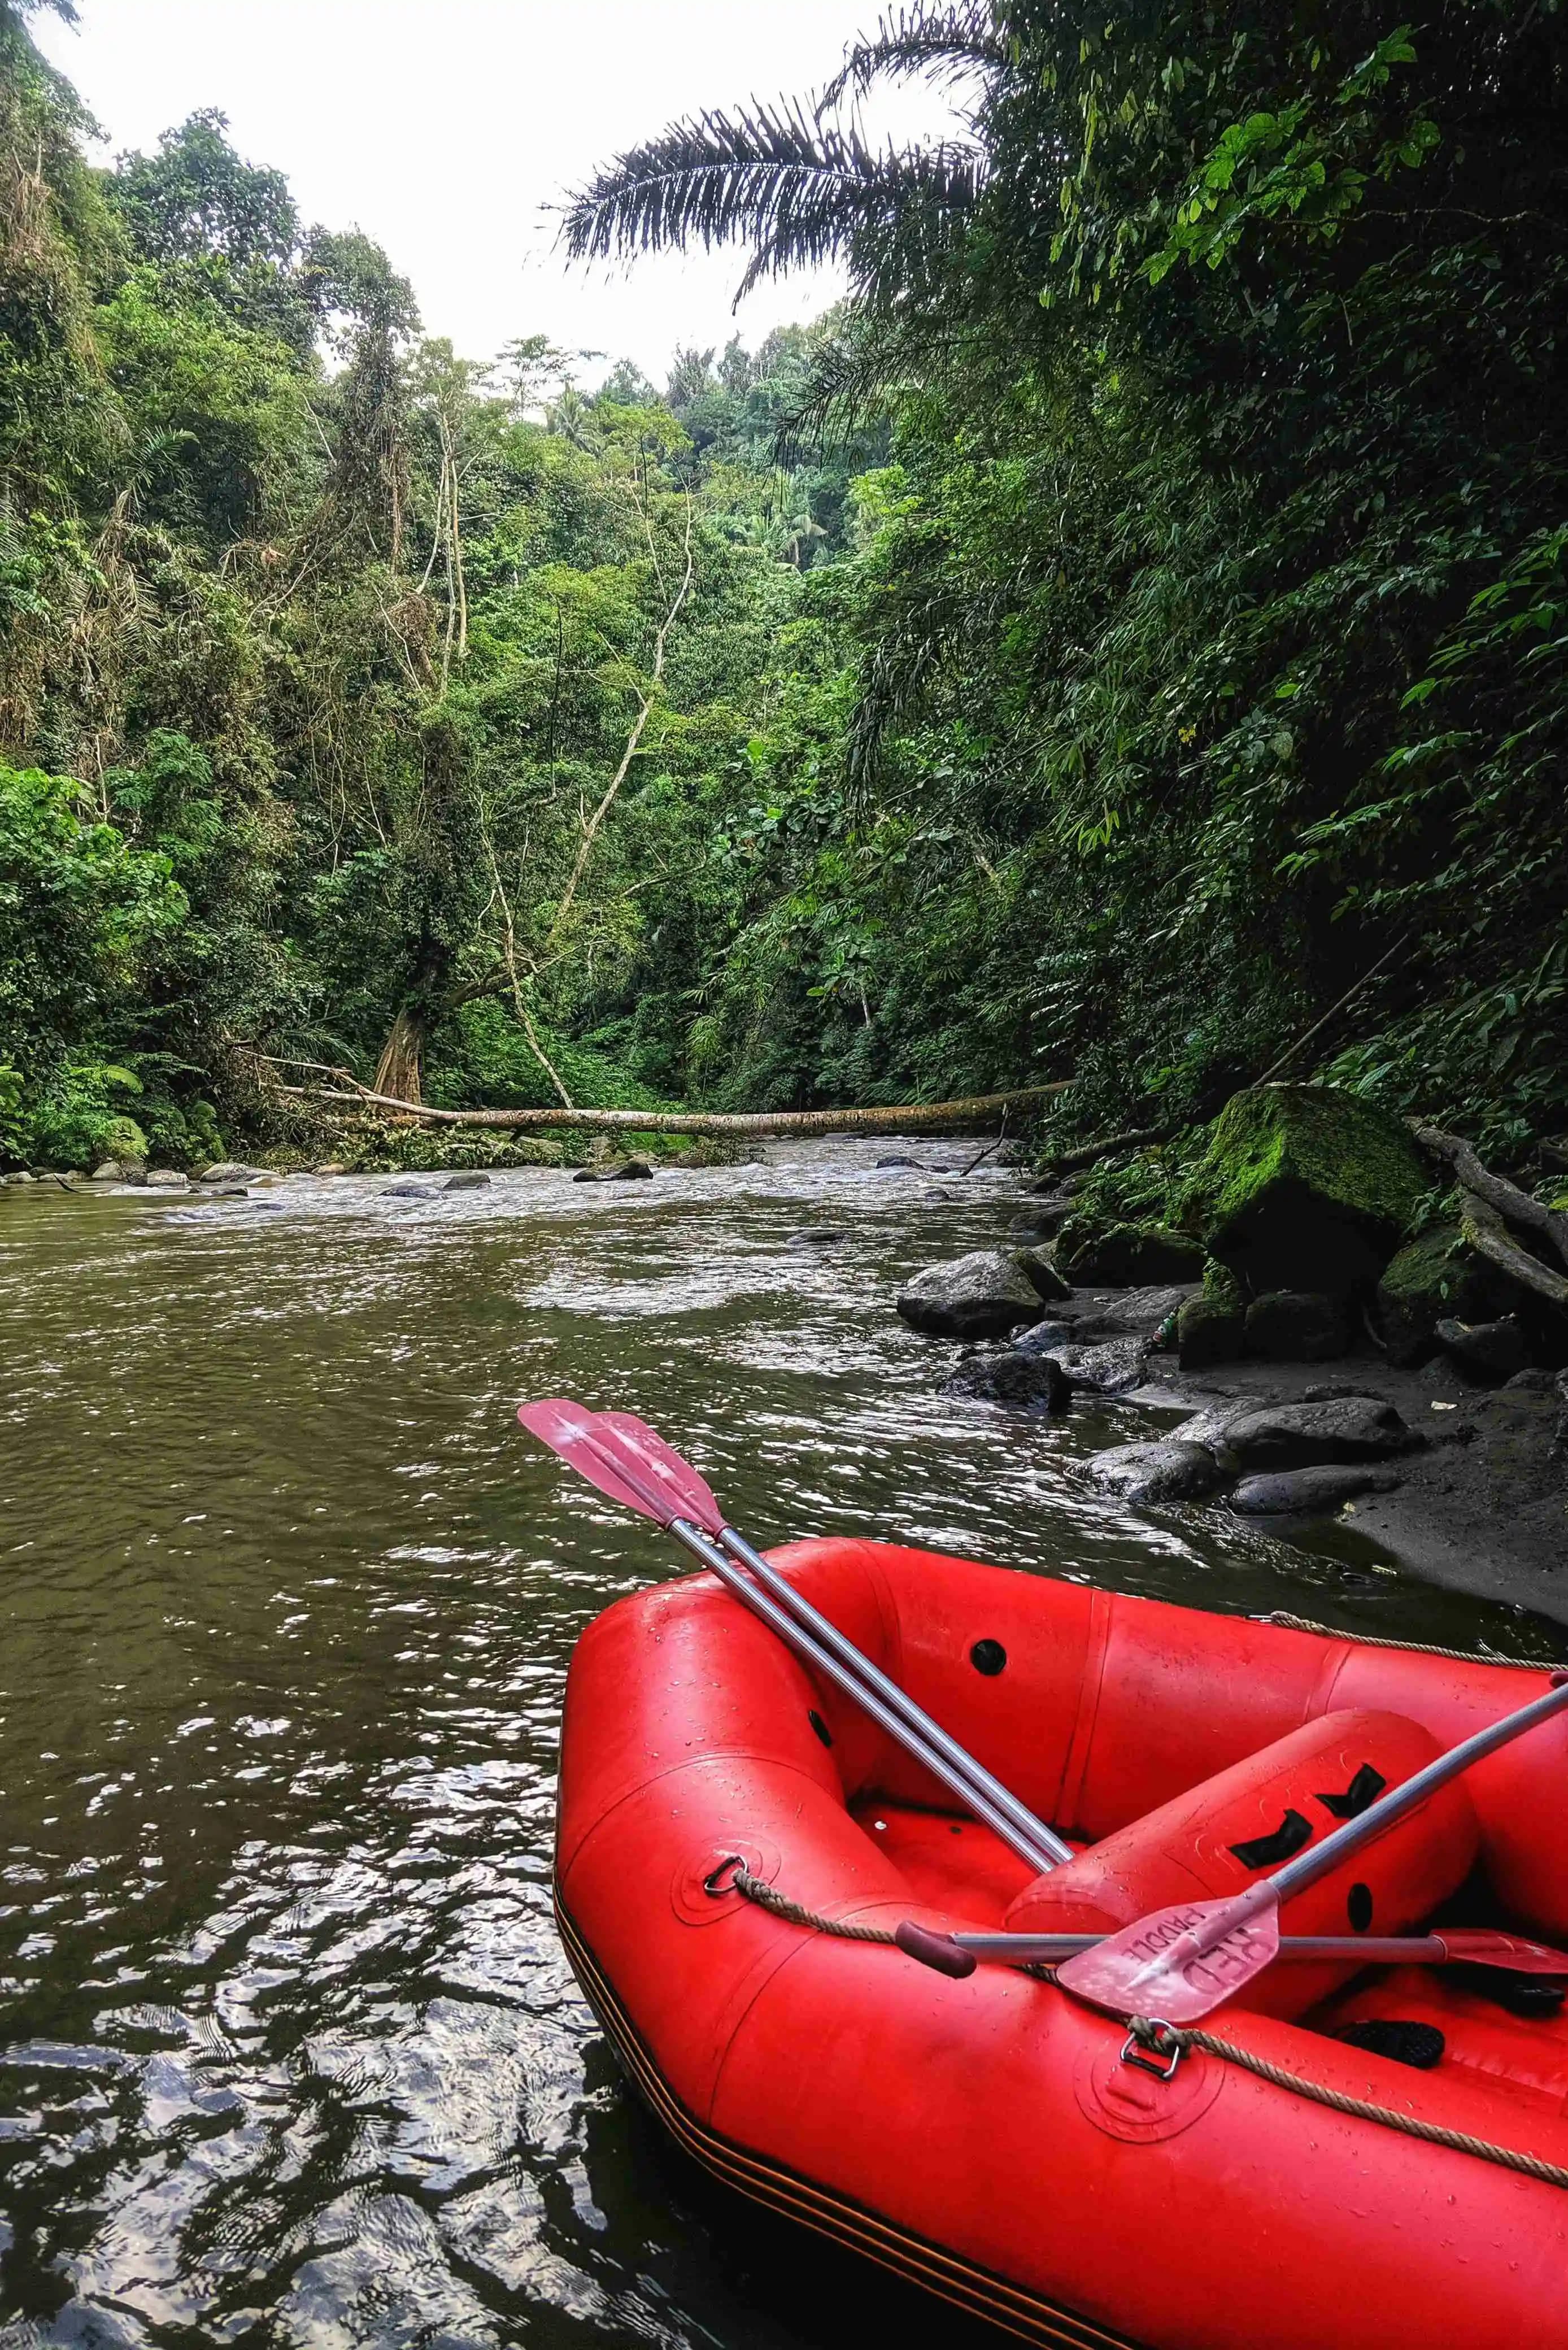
[1183,1085,1426,1296]
[102,1114,150,1167]
[1054,1218,1203,1287]
[1244,1290,1349,1363]
[1375,1224,1519,1368]
[1177,1259,1247,1368]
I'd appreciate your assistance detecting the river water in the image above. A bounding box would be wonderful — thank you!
[2,1142,1559,2350]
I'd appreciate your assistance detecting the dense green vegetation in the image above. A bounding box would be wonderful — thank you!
[2,0,1564,1169]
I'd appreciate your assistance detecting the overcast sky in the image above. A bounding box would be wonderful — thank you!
[36,1,955,389]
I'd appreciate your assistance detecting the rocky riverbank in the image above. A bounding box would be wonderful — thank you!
[896,1082,1568,1624]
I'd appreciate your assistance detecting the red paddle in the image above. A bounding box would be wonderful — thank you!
[517,1399,1072,1873]
[894,1919,1568,1982]
[1056,1670,1568,2025]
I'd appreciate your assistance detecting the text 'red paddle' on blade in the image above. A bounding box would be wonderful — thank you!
[1059,1896,1283,2026]
[1060,1668,1568,2023]
[597,1411,726,1537]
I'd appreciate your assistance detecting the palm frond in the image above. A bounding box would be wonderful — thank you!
[817,3,1005,116]
[561,101,986,315]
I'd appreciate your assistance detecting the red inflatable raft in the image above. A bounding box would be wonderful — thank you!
[555,1539,1568,2350]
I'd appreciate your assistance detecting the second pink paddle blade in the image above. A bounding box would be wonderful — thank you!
[598,1411,727,1537]
[1437,1929,1568,1975]
[1057,1895,1280,2025]
[517,1399,674,1526]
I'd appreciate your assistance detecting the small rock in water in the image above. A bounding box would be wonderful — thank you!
[876,1155,927,1170]
[1088,1440,1223,1503]
[145,1169,188,1189]
[789,1226,848,1246]
[942,1351,1070,1412]
[896,1250,1043,1341]
[384,1182,434,1201]
[198,1161,269,1184]
[443,1171,491,1191]
[1230,1464,1405,1516]
[1014,1317,1079,1354]
[573,1158,655,1183]
[1436,1314,1530,1381]
[313,1161,351,1177]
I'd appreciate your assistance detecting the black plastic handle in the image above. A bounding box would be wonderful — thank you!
[895,1921,978,1978]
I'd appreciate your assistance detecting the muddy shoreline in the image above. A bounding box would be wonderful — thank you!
[1099,1313,1568,1626]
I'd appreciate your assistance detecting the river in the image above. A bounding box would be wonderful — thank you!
[2,1142,1558,2350]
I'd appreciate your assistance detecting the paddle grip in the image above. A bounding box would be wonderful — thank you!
[896,1921,978,1979]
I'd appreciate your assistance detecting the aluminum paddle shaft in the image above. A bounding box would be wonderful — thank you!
[711,1521,1071,1868]
[1057,1668,1568,2023]
[517,1400,1070,1874]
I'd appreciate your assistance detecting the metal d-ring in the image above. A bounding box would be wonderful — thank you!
[703,1854,747,1898]
[1121,2018,1184,2081]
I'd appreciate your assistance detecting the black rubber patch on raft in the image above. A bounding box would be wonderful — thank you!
[970,1639,1008,1676]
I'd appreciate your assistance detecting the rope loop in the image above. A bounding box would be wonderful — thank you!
[725,1859,1568,2191]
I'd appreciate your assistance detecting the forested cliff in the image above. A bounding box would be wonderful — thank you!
[2,0,1565,1172]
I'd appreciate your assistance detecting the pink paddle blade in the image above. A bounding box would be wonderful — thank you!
[517,1399,678,1527]
[1057,1895,1280,2025]
[1435,1929,1568,1975]
[597,1411,726,1537]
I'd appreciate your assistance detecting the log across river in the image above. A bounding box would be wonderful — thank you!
[0,1138,1558,2349]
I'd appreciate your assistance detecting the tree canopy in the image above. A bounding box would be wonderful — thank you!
[1,3,1563,1168]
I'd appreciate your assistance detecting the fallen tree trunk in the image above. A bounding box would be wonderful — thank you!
[1414,1124,1568,1272]
[292,1077,1067,1137]
[1452,1189,1568,1313]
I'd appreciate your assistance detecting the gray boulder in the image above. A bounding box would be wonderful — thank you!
[1014,1247,1073,1302]
[384,1182,435,1201]
[1014,1316,1083,1354]
[1044,1335,1152,1395]
[1088,1441,1225,1503]
[573,1157,655,1183]
[1055,1221,1205,1287]
[1376,1224,1518,1367]
[942,1351,1071,1412]
[1096,1283,1197,1338]
[145,1169,188,1189]
[1195,1395,1420,1472]
[1243,1289,1349,1363]
[1012,1193,1075,1234]
[91,1161,122,1182]
[1231,1465,1405,1516]
[896,1250,1043,1340]
[1436,1314,1530,1381]
[443,1171,491,1191]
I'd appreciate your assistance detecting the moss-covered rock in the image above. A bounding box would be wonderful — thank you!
[1177,1287,1246,1368]
[1375,1224,1518,1367]
[1013,1246,1073,1302]
[1182,1085,1427,1296]
[102,1114,149,1167]
[1055,1219,1203,1287]
[1244,1289,1349,1363]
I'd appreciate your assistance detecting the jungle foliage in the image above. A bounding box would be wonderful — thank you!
[1,1,1564,1167]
